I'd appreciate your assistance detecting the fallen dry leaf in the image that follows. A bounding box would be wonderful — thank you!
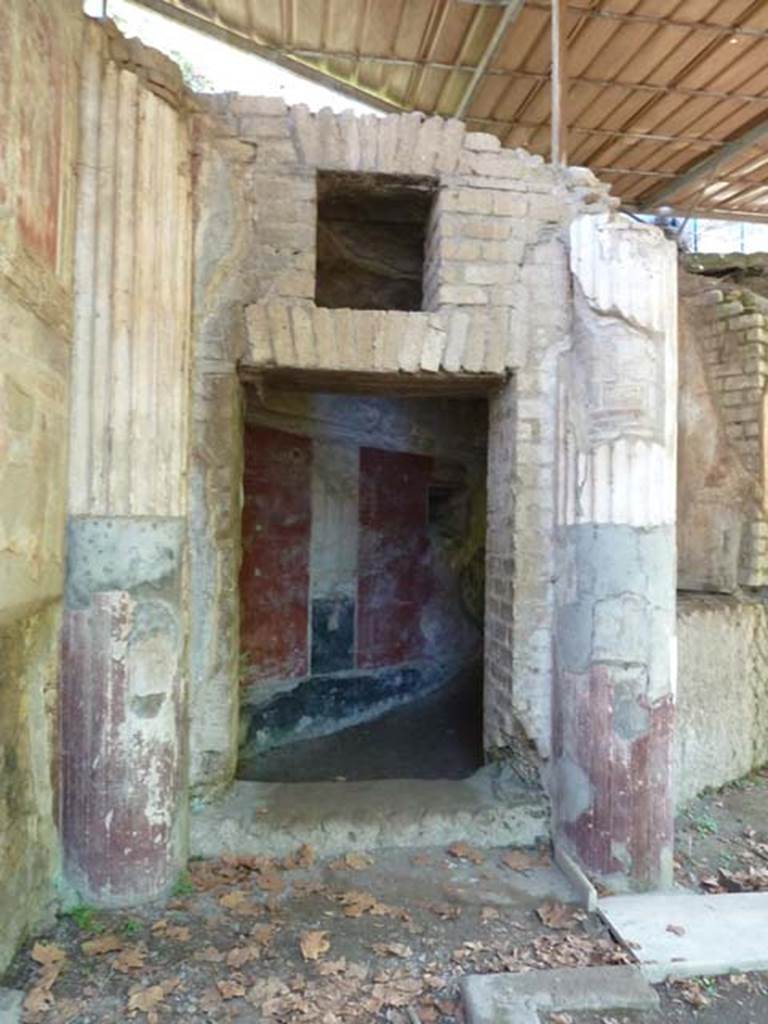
[127,985,165,1018]
[282,843,316,870]
[164,925,190,942]
[430,902,461,921]
[81,934,124,956]
[676,980,710,1008]
[342,852,374,871]
[219,890,250,911]
[251,923,278,946]
[372,942,412,959]
[193,945,225,963]
[536,902,576,929]
[335,888,397,921]
[255,870,285,894]
[31,942,67,967]
[114,946,147,973]
[550,1014,574,1024]
[227,944,261,968]
[217,978,246,1000]
[481,906,501,922]
[502,848,549,871]
[447,841,484,864]
[300,930,330,961]
[23,984,56,1016]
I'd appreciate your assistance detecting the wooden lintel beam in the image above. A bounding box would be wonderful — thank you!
[550,0,568,165]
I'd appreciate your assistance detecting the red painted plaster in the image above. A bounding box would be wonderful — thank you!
[60,593,182,903]
[240,424,312,682]
[357,447,433,669]
[555,664,674,886]
[15,1,63,269]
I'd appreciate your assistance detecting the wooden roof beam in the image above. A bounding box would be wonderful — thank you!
[286,51,768,106]
[525,1,768,41]
[640,118,768,210]
[127,0,402,113]
[454,0,526,118]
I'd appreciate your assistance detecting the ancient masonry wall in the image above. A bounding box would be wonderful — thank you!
[187,94,618,796]
[679,274,768,590]
[676,595,768,805]
[61,23,193,907]
[674,271,768,804]
[0,0,82,972]
[188,97,680,889]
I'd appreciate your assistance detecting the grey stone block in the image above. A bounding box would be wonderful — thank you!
[462,966,659,1023]
[0,988,23,1024]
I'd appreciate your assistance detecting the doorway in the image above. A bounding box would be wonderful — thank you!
[236,382,488,782]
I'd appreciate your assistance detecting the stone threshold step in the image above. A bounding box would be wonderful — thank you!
[190,765,548,859]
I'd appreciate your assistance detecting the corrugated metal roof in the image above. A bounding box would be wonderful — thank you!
[137,0,768,220]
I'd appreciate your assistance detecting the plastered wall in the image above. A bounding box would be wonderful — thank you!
[0,0,82,971]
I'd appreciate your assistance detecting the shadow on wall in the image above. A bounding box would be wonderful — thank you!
[237,388,487,759]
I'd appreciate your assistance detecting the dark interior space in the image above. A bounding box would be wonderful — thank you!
[236,387,488,783]
[315,171,436,311]
[238,663,483,782]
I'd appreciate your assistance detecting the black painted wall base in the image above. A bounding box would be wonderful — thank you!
[240,659,462,756]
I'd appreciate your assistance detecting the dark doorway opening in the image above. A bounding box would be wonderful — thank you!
[236,384,487,782]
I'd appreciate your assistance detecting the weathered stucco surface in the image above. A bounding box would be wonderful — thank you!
[60,22,193,907]
[676,595,768,806]
[553,214,678,890]
[0,0,81,972]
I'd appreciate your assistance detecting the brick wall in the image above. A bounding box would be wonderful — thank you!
[680,272,768,589]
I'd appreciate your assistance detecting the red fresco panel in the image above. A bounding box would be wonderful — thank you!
[357,447,433,669]
[15,1,63,269]
[240,424,312,682]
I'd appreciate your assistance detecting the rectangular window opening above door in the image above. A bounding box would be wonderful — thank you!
[315,170,437,312]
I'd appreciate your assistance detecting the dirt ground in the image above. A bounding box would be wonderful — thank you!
[2,843,625,1024]
[674,765,768,895]
[4,768,768,1024]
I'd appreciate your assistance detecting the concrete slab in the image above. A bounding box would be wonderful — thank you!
[0,988,23,1024]
[599,891,768,982]
[190,764,549,859]
[462,965,658,1023]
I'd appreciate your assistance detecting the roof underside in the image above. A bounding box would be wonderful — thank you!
[138,0,768,220]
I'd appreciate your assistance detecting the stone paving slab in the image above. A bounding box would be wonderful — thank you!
[461,965,659,1023]
[0,988,23,1024]
[599,892,768,982]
